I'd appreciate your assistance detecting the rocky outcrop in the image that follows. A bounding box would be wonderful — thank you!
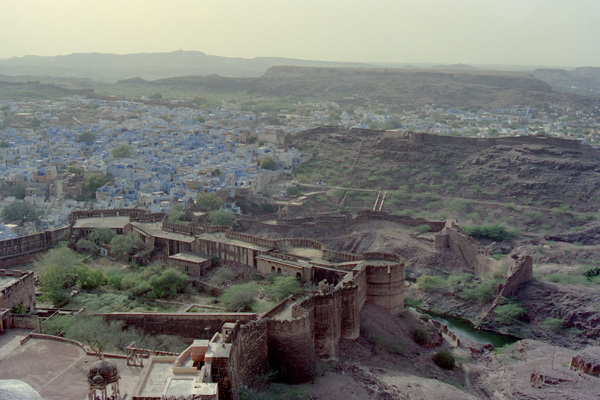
[569,348,600,377]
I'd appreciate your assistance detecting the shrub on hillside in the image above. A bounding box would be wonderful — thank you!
[494,299,526,325]
[540,318,565,333]
[415,275,447,292]
[412,328,430,346]
[464,224,517,241]
[433,351,455,370]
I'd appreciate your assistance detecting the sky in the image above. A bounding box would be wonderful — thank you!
[1,0,599,67]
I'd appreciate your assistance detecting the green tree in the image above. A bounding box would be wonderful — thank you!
[211,168,223,177]
[67,316,124,356]
[220,282,259,311]
[286,186,301,197]
[196,192,223,211]
[111,144,134,159]
[264,276,302,301]
[75,238,100,254]
[208,211,237,227]
[29,117,42,128]
[89,228,117,245]
[109,232,144,261]
[75,265,106,290]
[148,92,163,100]
[1,201,41,225]
[38,246,83,307]
[11,185,25,199]
[67,165,84,174]
[85,174,108,195]
[260,156,276,171]
[149,268,188,299]
[168,204,187,224]
[75,131,96,144]
[0,140,9,148]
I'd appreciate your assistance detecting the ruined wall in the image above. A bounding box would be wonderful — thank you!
[0,270,36,311]
[227,320,269,400]
[100,313,257,341]
[496,254,533,298]
[442,220,493,274]
[266,312,316,383]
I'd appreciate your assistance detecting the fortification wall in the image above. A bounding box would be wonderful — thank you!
[266,311,316,383]
[228,320,268,400]
[100,312,257,341]
[297,291,342,360]
[408,131,585,151]
[225,231,276,248]
[0,227,69,264]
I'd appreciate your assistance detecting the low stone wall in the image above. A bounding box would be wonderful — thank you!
[100,312,258,341]
[11,314,39,330]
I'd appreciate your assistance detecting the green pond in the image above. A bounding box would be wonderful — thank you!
[416,309,520,348]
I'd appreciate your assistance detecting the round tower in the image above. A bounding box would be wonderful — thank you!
[363,252,404,314]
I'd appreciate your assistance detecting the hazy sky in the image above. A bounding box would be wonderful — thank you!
[1,0,599,67]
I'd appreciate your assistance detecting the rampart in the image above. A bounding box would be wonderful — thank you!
[227,319,269,399]
[267,307,316,383]
[408,131,587,150]
[0,227,69,266]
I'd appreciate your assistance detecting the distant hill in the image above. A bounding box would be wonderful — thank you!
[0,51,374,82]
[430,63,478,70]
[110,65,600,111]
[532,67,600,96]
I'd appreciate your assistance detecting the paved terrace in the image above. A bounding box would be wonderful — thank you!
[0,330,144,400]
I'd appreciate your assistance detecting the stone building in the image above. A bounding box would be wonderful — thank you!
[0,270,36,333]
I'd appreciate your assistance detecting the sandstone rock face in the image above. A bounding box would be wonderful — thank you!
[569,348,600,377]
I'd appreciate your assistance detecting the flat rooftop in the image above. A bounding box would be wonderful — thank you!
[131,222,195,243]
[0,276,18,291]
[137,357,217,398]
[169,252,210,263]
[72,216,130,230]
[196,232,271,251]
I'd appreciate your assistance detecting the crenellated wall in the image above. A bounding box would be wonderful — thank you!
[0,227,69,265]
